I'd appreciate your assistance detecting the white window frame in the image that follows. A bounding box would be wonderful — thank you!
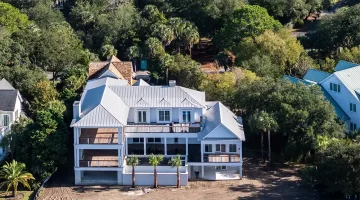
[135,108,149,123]
[350,103,357,113]
[158,109,171,123]
[216,144,226,153]
[204,144,212,153]
[330,82,340,93]
[1,114,10,126]
[229,144,237,153]
[181,110,192,123]
[350,122,357,132]
[147,138,161,143]
[133,138,144,143]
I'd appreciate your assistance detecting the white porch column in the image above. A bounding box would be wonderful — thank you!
[143,137,146,155]
[73,128,77,145]
[77,128,80,144]
[74,147,77,167]
[239,141,243,161]
[164,137,167,155]
[201,166,204,179]
[126,138,128,155]
[76,149,80,167]
[186,137,188,155]
[118,128,122,144]
[200,141,204,162]
[118,148,121,167]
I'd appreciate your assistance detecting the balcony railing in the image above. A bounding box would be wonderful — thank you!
[125,123,201,133]
[203,154,240,163]
[79,137,119,144]
[124,155,187,166]
[79,160,119,167]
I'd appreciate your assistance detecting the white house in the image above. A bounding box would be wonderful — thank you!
[284,60,360,131]
[70,58,245,185]
[0,78,23,155]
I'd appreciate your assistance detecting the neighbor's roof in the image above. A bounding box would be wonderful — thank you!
[303,69,331,83]
[109,85,205,108]
[334,65,360,101]
[71,85,129,127]
[334,60,359,71]
[0,90,19,111]
[282,75,315,85]
[0,78,15,90]
[88,55,133,84]
[198,102,245,141]
[132,79,150,86]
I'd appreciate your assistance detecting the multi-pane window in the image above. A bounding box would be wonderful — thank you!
[2,115,9,126]
[216,144,226,152]
[350,123,357,132]
[148,138,161,143]
[182,111,191,122]
[330,83,340,92]
[133,138,144,143]
[350,103,357,112]
[174,138,178,143]
[216,166,227,170]
[205,144,212,152]
[137,110,147,123]
[229,144,237,152]
[159,110,170,122]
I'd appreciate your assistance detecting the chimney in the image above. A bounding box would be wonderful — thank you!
[169,80,176,87]
[73,101,81,119]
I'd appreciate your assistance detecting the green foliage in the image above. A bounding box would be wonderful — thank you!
[234,29,314,77]
[0,160,35,197]
[26,2,65,29]
[215,5,282,49]
[249,110,278,133]
[303,140,360,197]
[306,5,360,57]
[126,155,139,167]
[0,2,31,34]
[0,29,29,66]
[99,45,118,60]
[149,154,163,166]
[234,78,345,161]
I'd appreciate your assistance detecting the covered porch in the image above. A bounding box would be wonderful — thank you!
[79,128,120,144]
[79,149,119,167]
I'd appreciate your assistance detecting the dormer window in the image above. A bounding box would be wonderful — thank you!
[137,110,147,123]
[182,111,191,123]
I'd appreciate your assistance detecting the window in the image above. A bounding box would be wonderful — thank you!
[159,110,170,122]
[216,144,226,152]
[350,103,357,112]
[148,138,161,143]
[133,138,144,143]
[174,138,178,143]
[137,110,147,123]
[182,111,191,122]
[205,144,212,152]
[229,144,237,152]
[330,83,340,92]
[2,115,9,126]
[216,166,227,170]
[350,123,357,132]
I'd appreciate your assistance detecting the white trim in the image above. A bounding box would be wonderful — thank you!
[157,109,172,123]
[135,108,150,123]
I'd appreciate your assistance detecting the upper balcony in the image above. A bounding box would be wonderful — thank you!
[203,154,240,163]
[79,128,119,144]
[125,123,201,133]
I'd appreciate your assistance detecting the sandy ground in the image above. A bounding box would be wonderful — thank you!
[39,158,317,200]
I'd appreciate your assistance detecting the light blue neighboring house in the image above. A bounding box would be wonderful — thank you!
[283,61,360,131]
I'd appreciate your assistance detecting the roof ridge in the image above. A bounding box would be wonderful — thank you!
[98,104,125,126]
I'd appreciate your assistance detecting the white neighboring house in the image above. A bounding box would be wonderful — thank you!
[0,78,23,155]
[284,60,360,132]
[70,76,245,186]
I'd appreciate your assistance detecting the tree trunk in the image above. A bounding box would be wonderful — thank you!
[52,71,55,86]
[12,184,17,197]
[154,166,158,188]
[132,166,135,188]
[189,45,192,57]
[268,130,271,166]
[261,132,264,163]
[177,167,180,188]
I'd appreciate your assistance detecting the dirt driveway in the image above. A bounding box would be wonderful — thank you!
[39,158,317,200]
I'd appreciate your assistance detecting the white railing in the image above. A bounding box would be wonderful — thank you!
[203,154,240,163]
[124,155,187,166]
[125,124,201,133]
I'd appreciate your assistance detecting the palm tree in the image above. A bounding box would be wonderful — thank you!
[149,154,163,188]
[152,24,175,49]
[126,156,139,188]
[0,160,35,197]
[183,24,199,57]
[249,111,278,165]
[168,155,182,188]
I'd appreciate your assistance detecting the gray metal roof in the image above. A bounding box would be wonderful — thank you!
[0,90,18,111]
[0,79,15,90]
[72,85,129,127]
[133,79,150,86]
[303,69,331,83]
[109,85,205,108]
[334,66,360,101]
[198,102,245,141]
